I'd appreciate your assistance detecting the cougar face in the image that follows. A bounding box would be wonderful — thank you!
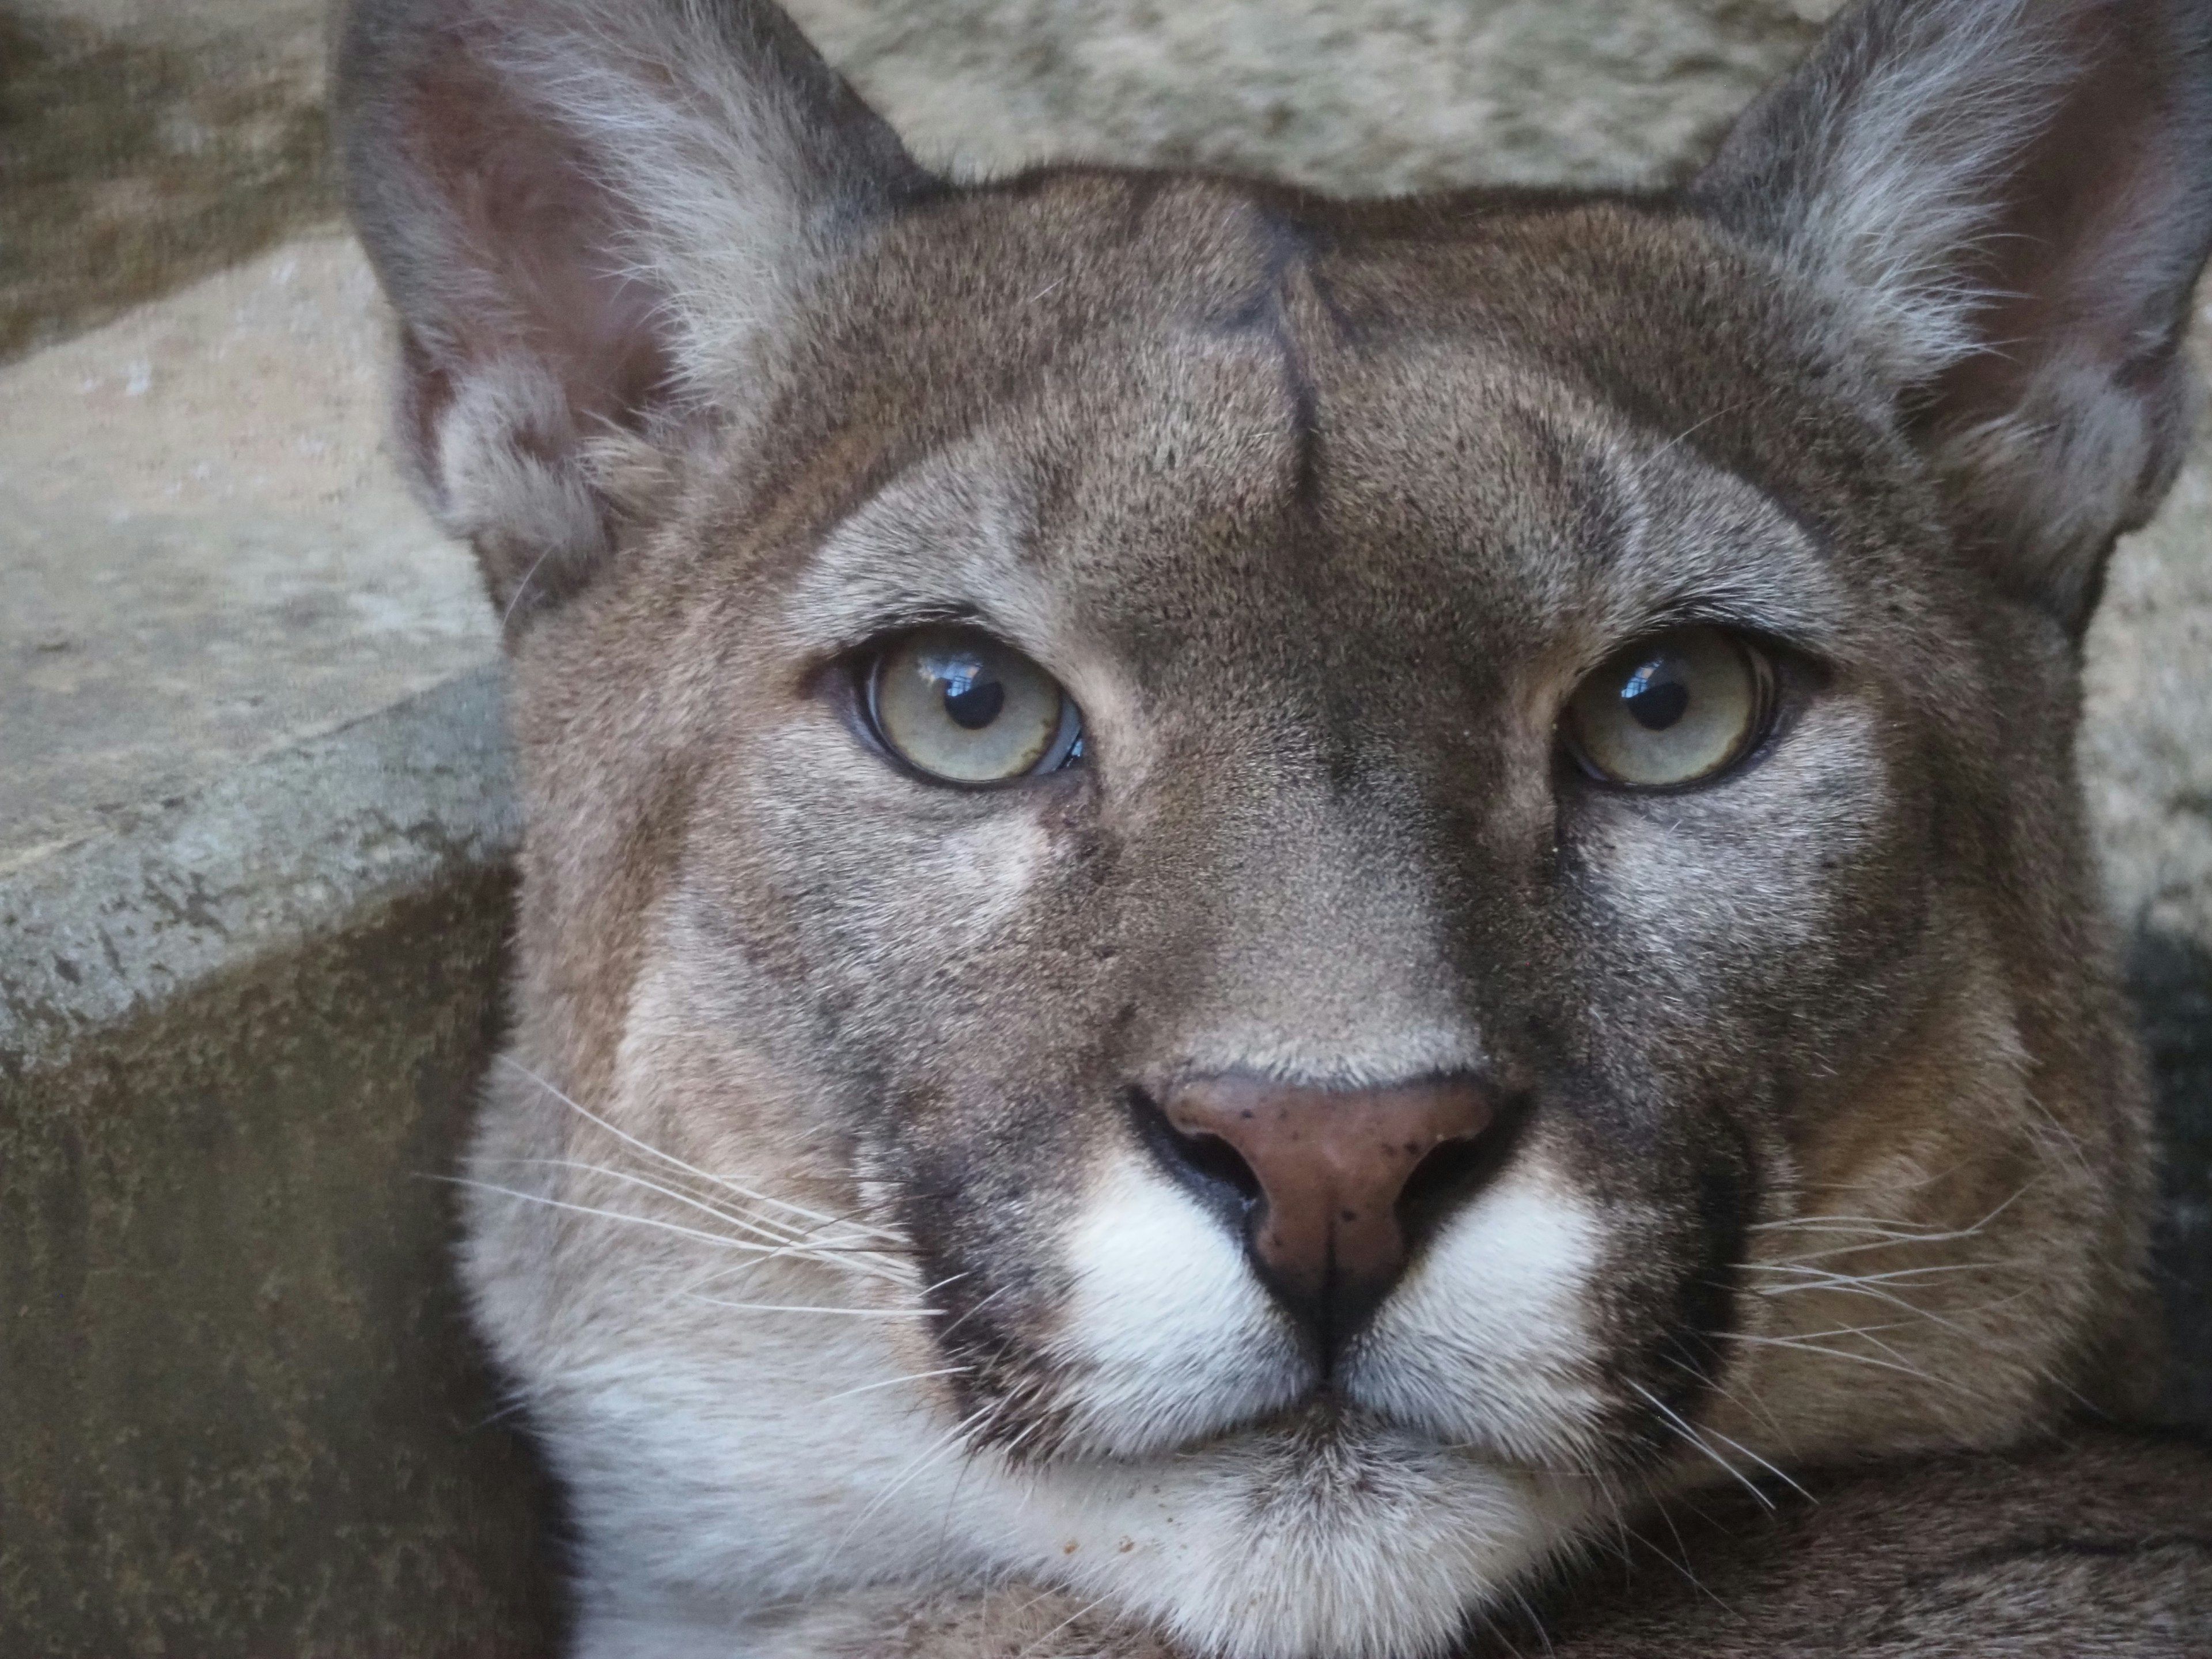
[340,1,2212,1654]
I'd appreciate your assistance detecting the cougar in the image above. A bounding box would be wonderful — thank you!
[338,0,2212,1652]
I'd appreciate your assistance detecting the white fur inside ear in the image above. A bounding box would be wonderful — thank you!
[1706,0,2073,382]
[425,358,609,602]
[1050,1149,1309,1457]
[491,0,877,397]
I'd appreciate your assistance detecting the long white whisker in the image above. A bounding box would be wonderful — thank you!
[1013,1591,1116,1659]
[1746,1259,2009,1289]
[1721,1331,1959,1388]
[1746,1270,1981,1338]
[482,1154,846,1256]
[441,1176,820,1259]
[1695,1419,1810,1502]
[498,1056,902,1241]
[1751,1183,2036,1248]
[820,1401,1003,1583]
[1625,1380,1773,1511]
[679,1292,935,1319]
[815,1366,974,1404]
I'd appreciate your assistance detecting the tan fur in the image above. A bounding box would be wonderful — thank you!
[338,0,2212,1653]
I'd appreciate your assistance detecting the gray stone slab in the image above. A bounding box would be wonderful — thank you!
[0,234,499,878]
[0,852,561,1658]
[1,664,518,1074]
[0,0,336,361]
[789,0,1840,192]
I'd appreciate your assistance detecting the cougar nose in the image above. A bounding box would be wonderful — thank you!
[1146,1073,1502,1350]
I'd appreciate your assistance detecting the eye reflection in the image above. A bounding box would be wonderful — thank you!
[1621,664,1691,732]
[866,627,1082,785]
[1565,627,1773,787]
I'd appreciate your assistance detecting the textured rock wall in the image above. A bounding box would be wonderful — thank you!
[790,0,1838,191]
[0,0,335,360]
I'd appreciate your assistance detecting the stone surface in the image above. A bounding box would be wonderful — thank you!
[2082,334,2212,1425]
[0,233,498,879]
[0,0,337,361]
[0,860,561,1658]
[789,0,1840,192]
[0,671,540,1653]
[1,666,518,1073]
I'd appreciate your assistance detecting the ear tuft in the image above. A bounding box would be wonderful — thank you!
[339,0,929,625]
[1695,0,2212,632]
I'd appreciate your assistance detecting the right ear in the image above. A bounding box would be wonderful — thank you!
[337,0,930,621]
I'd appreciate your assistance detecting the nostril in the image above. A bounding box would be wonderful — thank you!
[1394,1099,1524,1241]
[1180,1131,1263,1205]
[1399,1134,1488,1211]
[1128,1088,1263,1213]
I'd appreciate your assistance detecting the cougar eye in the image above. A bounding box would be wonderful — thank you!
[866,627,1083,785]
[1563,626,1774,788]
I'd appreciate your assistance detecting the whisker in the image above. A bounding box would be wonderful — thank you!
[815,1366,974,1404]
[679,1291,936,1319]
[1694,1419,1809,1503]
[480,1154,877,1262]
[1745,1259,2012,1290]
[1624,1380,1774,1511]
[819,1400,1006,1585]
[498,1056,903,1241]
[1721,1330,1958,1388]
[441,1176,825,1259]
[1012,1590,1115,1659]
[1508,1585,1557,1658]
[1749,1183,2036,1251]
[1631,1483,1735,1613]
[1658,1350,1790,1444]
[448,1177,925,1306]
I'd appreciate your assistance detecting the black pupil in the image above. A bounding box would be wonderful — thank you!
[1624,665,1690,732]
[941,671,1005,730]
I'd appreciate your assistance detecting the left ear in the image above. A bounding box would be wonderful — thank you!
[1693,0,2212,633]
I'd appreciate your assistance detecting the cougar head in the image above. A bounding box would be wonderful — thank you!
[340,0,2212,1653]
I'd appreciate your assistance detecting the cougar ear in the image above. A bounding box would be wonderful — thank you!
[1693,0,2212,634]
[337,0,930,622]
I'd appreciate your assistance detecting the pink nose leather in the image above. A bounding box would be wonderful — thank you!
[1160,1073,1497,1336]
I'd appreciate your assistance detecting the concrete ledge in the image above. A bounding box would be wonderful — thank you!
[1,0,336,362]
[1,877,562,1656]
[2,666,516,1075]
[0,673,552,1657]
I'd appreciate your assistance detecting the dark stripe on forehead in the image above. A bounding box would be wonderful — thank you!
[1209,204,1354,514]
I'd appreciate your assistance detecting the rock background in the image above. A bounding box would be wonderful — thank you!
[1,0,332,357]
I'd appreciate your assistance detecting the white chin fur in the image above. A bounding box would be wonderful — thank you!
[1002,1151,1608,1657]
[1048,1149,1310,1457]
[1008,1421,1588,1659]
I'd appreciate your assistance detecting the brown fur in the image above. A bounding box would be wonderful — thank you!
[336,0,2212,1653]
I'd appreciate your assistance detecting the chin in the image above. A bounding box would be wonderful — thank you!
[999,1412,1593,1659]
